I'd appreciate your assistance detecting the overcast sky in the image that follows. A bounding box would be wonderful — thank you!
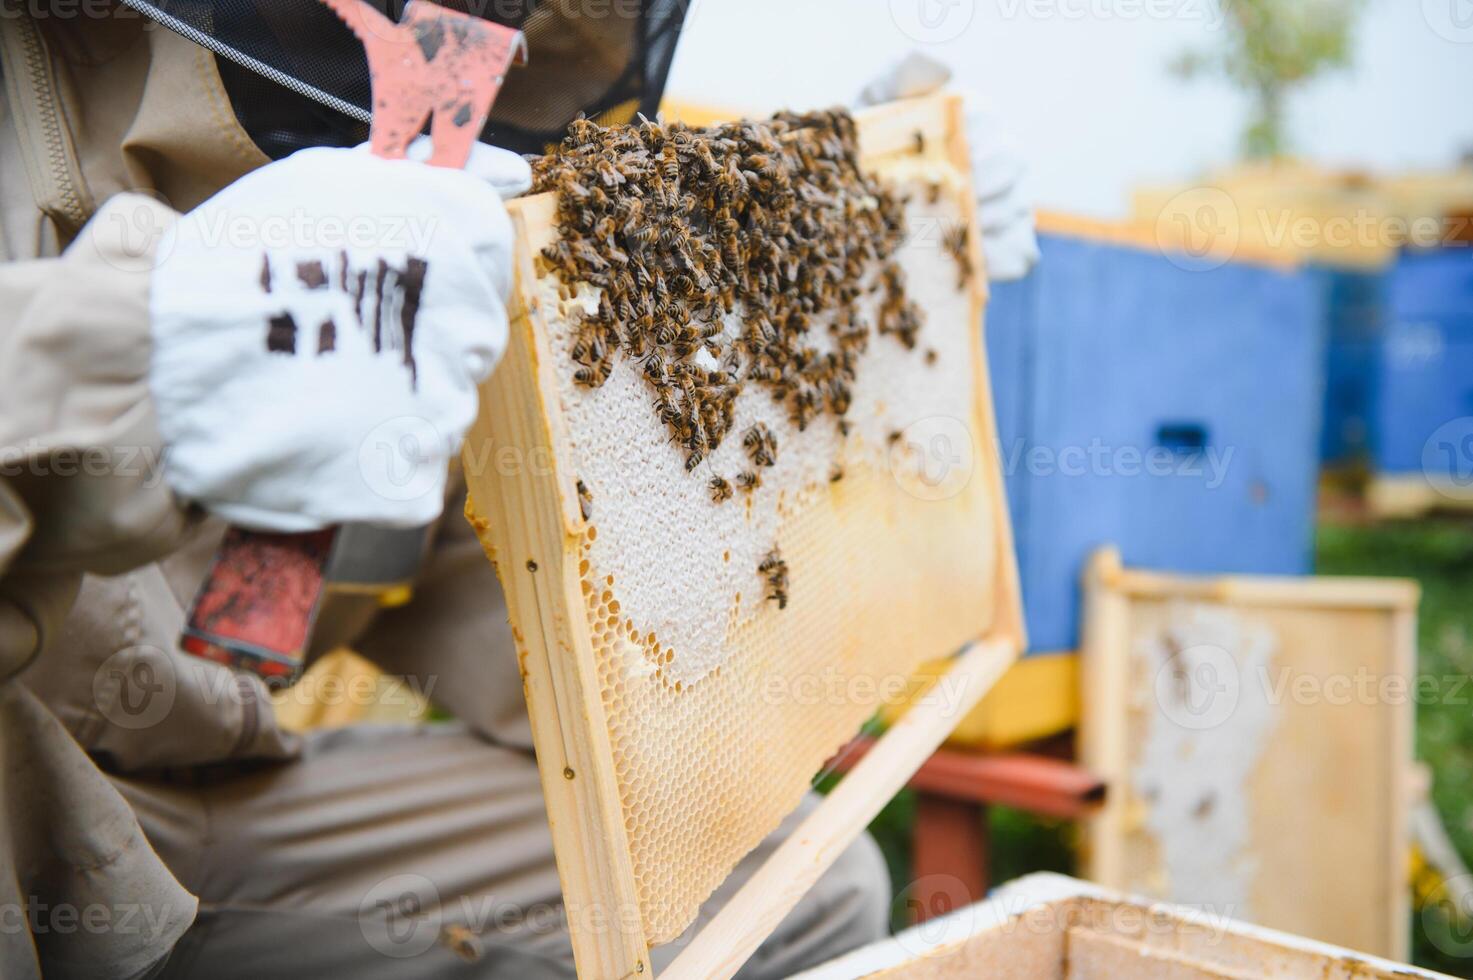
[665,0,1473,217]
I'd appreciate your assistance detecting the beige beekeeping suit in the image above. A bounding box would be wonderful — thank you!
[0,7,887,979]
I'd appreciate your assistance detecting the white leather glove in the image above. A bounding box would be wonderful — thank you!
[859,52,1040,283]
[150,142,530,532]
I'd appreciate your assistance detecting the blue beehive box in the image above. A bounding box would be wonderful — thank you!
[1317,266,1391,465]
[1374,248,1473,477]
[985,225,1327,653]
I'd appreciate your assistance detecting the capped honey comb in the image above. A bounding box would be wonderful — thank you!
[464,94,1019,951]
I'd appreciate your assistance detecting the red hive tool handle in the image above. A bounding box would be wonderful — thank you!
[181,528,337,687]
[179,1,527,685]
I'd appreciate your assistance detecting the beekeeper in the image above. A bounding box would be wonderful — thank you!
[0,2,1036,977]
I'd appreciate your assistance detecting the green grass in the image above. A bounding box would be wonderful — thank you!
[866,519,1473,974]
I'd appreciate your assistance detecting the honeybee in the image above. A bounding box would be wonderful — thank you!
[671,324,704,359]
[566,116,599,143]
[694,141,718,174]
[651,167,670,209]
[643,353,667,383]
[614,196,643,224]
[594,158,625,188]
[743,422,778,467]
[573,361,612,387]
[574,334,607,365]
[737,470,762,492]
[825,380,852,417]
[659,223,692,251]
[653,386,682,425]
[624,325,649,358]
[635,114,665,143]
[576,479,593,521]
[759,549,790,610]
[789,389,819,432]
[627,223,658,250]
[709,476,733,503]
[942,224,974,289]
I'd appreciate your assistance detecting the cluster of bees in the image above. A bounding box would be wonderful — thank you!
[758,549,790,610]
[534,109,935,614]
[533,110,928,481]
[876,264,923,351]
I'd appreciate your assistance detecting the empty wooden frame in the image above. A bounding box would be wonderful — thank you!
[1080,547,1418,961]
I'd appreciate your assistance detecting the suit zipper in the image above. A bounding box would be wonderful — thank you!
[3,16,91,234]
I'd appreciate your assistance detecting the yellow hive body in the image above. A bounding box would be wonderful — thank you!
[464,93,1021,975]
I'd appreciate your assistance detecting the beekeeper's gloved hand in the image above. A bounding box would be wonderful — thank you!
[859,52,1040,282]
[149,142,531,532]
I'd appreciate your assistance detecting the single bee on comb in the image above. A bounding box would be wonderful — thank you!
[576,479,594,522]
[758,549,790,610]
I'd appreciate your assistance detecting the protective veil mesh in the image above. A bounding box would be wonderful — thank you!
[121,0,689,158]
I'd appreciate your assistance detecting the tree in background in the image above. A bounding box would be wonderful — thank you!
[1174,0,1369,160]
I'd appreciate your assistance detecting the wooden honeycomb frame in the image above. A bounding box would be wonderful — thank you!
[463,93,1024,980]
[1079,547,1418,961]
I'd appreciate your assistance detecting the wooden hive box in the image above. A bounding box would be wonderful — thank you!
[463,93,1023,978]
[1079,547,1418,961]
[791,874,1451,979]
